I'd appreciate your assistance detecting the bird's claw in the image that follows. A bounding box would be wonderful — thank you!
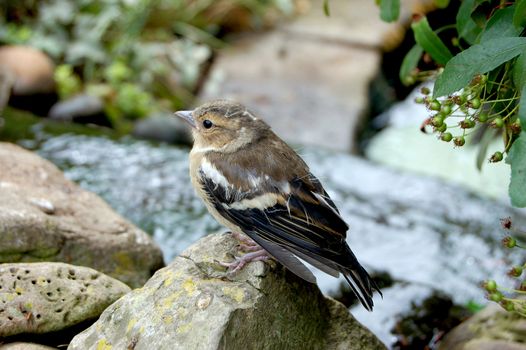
[218,249,270,274]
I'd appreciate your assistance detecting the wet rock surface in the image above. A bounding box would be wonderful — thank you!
[0,262,130,337]
[68,233,385,350]
[0,142,164,288]
[32,133,526,346]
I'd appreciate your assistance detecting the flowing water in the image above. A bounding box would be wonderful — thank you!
[13,128,525,346]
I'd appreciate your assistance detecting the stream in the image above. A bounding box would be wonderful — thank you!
[10,123,526,347]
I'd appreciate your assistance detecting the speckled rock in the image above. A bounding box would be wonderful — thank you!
[0,343,56,350]
[0,262,130,337]
[439,304,526,350]
[68,233,385,350]
[0,142,164,288]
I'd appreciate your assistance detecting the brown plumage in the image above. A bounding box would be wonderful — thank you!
[176,100,381,311]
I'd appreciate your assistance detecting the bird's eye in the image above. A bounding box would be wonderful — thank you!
[202,120,213,129]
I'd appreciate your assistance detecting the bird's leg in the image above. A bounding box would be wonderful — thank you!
[219,249,271,273]
[230,232,260,252]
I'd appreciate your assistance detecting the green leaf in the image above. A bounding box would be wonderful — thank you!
[434,0,450,9]
[434,37,526,97]
[399,44,423,85]
[508,132,526,207]
[519,85,526,127]
[513,51,526,90]
[480,6,519,42]
[514,0,526,28]
[412,17,453,66]
[380,0,400,22]
[323,0,330,16]
[456,0,481,44]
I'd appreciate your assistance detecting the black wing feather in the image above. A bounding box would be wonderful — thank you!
[199,170,380,311]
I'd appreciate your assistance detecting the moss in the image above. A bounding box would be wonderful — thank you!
[0,107,119,144]
[28,247,60,258]
[0,252,23,262]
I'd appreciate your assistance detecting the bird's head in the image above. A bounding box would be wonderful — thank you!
[175,100,269,153]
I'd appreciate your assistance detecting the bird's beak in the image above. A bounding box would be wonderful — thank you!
[174,110,196,128]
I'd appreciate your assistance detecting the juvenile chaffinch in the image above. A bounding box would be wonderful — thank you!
[175,100,380,311]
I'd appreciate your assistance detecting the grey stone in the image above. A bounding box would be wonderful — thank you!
[132,112,192,145]
[200,0,428,152]
[0,142,164,288]
[68,233,385,350]
[0,262,130,337]
[48,94,107,125]
[439,304,526,350]
[0,343,56,350]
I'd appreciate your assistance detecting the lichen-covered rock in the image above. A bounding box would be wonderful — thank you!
[439,304,526,350]
[0,342,57,350]
[68,233,385,350]
[0,143,164,287]
[0,262,130,337]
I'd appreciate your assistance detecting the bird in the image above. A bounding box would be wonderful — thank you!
[175,100,381,311]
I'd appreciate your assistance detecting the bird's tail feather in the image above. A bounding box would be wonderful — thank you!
[341,264,379,311]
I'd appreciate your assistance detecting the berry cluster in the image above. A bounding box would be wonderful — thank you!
[482,217,526,316]
[415,74,522,163]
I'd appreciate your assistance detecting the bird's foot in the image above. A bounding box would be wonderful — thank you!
[219,249,271,274]
[229,232,261,252]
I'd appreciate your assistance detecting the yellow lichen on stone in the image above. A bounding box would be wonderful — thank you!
[222,286,245,303]
[162,314,174,324]
[176,323,192,334]
[182,278,196,295]
[164,275,174,287]
[127,318,137,333]
[161,290,183,309]
[14,287,24,295]
[177,307,189,318]
[96,339,112,350]
[36,276,47,286]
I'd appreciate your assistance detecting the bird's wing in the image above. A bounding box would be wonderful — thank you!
[198,137,379,310]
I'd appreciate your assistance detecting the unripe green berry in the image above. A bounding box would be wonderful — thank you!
[441,105,452,115]
[430,100,441,111]
[502,236,517,249]
[432,116,444,127]
[485,280,497,292]
[460,120,475,129]
[490,151,503,163]
[454,136,465,146]
[470,98,481,109]
[451,37,460,47]
[489,292,503,302]
[421,87,431,95]
[404,76,416,85]
[441,132,453,142]
[508,265,523,278]
[478,113,489,122]
[492,117,504,128]
[500,300,514,312]
[415,96,425,104]
[436,123,447,132]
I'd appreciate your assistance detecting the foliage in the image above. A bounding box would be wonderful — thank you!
[482,218,526,317]
[375,0,526,318]
[0,0,295,130]
[389,1,526,208]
